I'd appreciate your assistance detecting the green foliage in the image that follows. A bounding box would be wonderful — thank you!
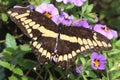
[0,61,23,75]
[1,13,8,22]
[19,45,31,52]
[9,75,18,80]
[81,0,97,23]
[0,33,34,79]
[5,33,17,50]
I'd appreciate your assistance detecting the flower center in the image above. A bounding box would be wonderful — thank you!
[101,27,111,32]
[44,11,52,19]
[94,59,100,67]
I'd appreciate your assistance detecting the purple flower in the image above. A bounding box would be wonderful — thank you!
[94,24,118,39]
[35,3,59,24]
[72,0,86,7]
[59,12,74,26]
[72,19,92,29]
[91,52,107,70]
[13,5,35,10]
[56,0,86,7]
[74,65,83,76]
[56,0,72,4]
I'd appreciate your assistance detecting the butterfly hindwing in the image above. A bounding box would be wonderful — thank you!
[55,26,112,68]
[7,8,112,69]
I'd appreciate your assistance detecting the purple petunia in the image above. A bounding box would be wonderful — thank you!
[72,0,86,7]
[91,52,107,70]
[74,65,83,76]
[56,0,72,4]
[59,12,74,26]
[35,3,60,25]
[94,24,118,39]
[56,0,86,7]
[72,19,92,29]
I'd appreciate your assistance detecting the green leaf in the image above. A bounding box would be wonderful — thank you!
[107,59,114,71]
[1,13,8,22]
[12,68,23,76]
[21,76,28,80]
[86,4,93,13]
[69,73,75,80]
[86,13,97,18]
[3,48,15,55]
[115,40,120,48]
[17,59,35,69]
[108,48,120,54]
[40,0,50,4]
[84,13,97,23]
[5,33,17,50]
[9,75,18,80]
[19,45,31,52]
[0,61,11,69]
[65,4,74,9]
[102,77,107,80]
[79,56,86,65]
[112,71,120,79]
[85,70,97,78]
[82,0,88,14]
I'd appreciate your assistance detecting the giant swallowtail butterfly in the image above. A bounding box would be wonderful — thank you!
[7,8,112,69]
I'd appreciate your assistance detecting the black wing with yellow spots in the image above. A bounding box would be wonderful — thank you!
[7,8,112,69]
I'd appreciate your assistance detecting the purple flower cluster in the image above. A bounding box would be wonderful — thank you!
[56,0,86,7]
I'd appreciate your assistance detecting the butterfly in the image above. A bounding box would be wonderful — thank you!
[7,8,112,69]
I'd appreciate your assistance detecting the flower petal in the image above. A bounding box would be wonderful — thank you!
[98,63,105,70]
[91,52,98,60]
[94,24,118,39]
[97,54,105,60]
[74,65,83,76]
[111,30,118,38]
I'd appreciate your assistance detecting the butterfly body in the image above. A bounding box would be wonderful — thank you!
[7,8,112,69]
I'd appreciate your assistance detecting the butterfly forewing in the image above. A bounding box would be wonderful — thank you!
[7,8,112,69]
